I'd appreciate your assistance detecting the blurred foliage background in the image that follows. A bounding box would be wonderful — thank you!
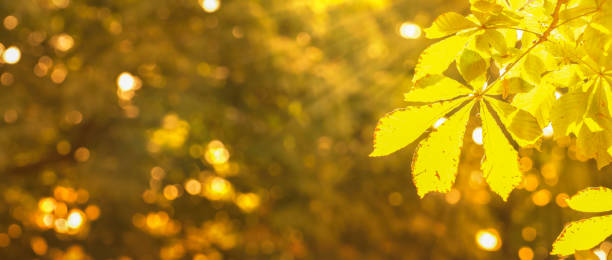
[0,0,611,259]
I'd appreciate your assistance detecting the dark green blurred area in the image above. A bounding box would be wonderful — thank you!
[0,0,611,259]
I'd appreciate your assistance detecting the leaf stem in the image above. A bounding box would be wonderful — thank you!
[481,0,567,95]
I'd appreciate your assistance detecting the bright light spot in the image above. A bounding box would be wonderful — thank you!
[185,179,202,195]
[399,22,422,39]
[204,176,234,200]
[235,193,260,212]
[85,205,101,220]
[51,0,70,8]
[518,246,534,260]
[517,30,524,41]
[499,67,507,76]
[52,33,74,52]
[532,189,552,206]
[38,198,56,213]
[2,46,21,64]
[117,72,137,91]
[522,173,539,191]
[163,185,180,200]
[3,16,18,30]
[67,209,84,229]
[30,236,48,256]
[543,123,553,138]
[54,218,68,233]
[554,91,562,99]
[433,117,447,129]
[41,214,54,228]
[200,0,220,13]
[594,249,607,260]
[211,177,229,194]
[472,127,483,145]
[476,229,501,251]
[205,140,230,165]
[482,81,488,91]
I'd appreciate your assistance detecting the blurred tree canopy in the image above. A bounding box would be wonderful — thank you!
[0,0,611,259]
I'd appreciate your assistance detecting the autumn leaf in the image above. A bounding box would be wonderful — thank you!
[552,187,612,256]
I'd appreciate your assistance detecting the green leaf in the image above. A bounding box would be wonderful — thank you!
[511,83,556,128]
[412,101,474,197]
[480,101,522,200]
[576,82,612,169]
[551,92,588,138]
[491,77,535,97]
[413,35,471,82]
[508,0,529,10]
[424,12,479,39]
[405,75,473,103]
[485,97,542,147]
[521,53,546,84]
[456,49,488,88]
[551,215,612,256]
[370,98,469,157]
[566,187,612,213]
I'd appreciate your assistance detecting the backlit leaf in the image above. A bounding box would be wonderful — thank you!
[521,53,545,84]
[480,101,522,200]
[511,83,556,128]
[485,97,542,147]
[456,49,488,87]
[551,92,588,138]
[413,35,471,82]
[566,187,612,213]
[405,75,473,103]
[424,12,479,39]
[551,215,612,256]
[370,98,469,157]
[412,101,474,197]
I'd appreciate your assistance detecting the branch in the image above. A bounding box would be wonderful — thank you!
[481,0,567,95]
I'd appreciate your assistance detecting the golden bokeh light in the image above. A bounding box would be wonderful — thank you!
[31,236,48,256]
[532,189,552,206]
[184,179,202,195]
[39,197,57,213]
[235,193,260,212]
[522,174,539,191]
[117,72,140,92]
[67,209,85,229]
[200,0,221,13]
[518,246,534,260]
[51,33,75,52]
[205,140,230,165]
[2,46,21,64]
[204,176,234,200]
[7,224,21,238]
[3,15,18,30]
[475,229,501,251]
[163,185,180,200]
[399,22,422,39]
[85,205,101,220]
[521,226,537,242]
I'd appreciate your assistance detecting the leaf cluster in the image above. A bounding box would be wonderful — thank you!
[372,0,612,202]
